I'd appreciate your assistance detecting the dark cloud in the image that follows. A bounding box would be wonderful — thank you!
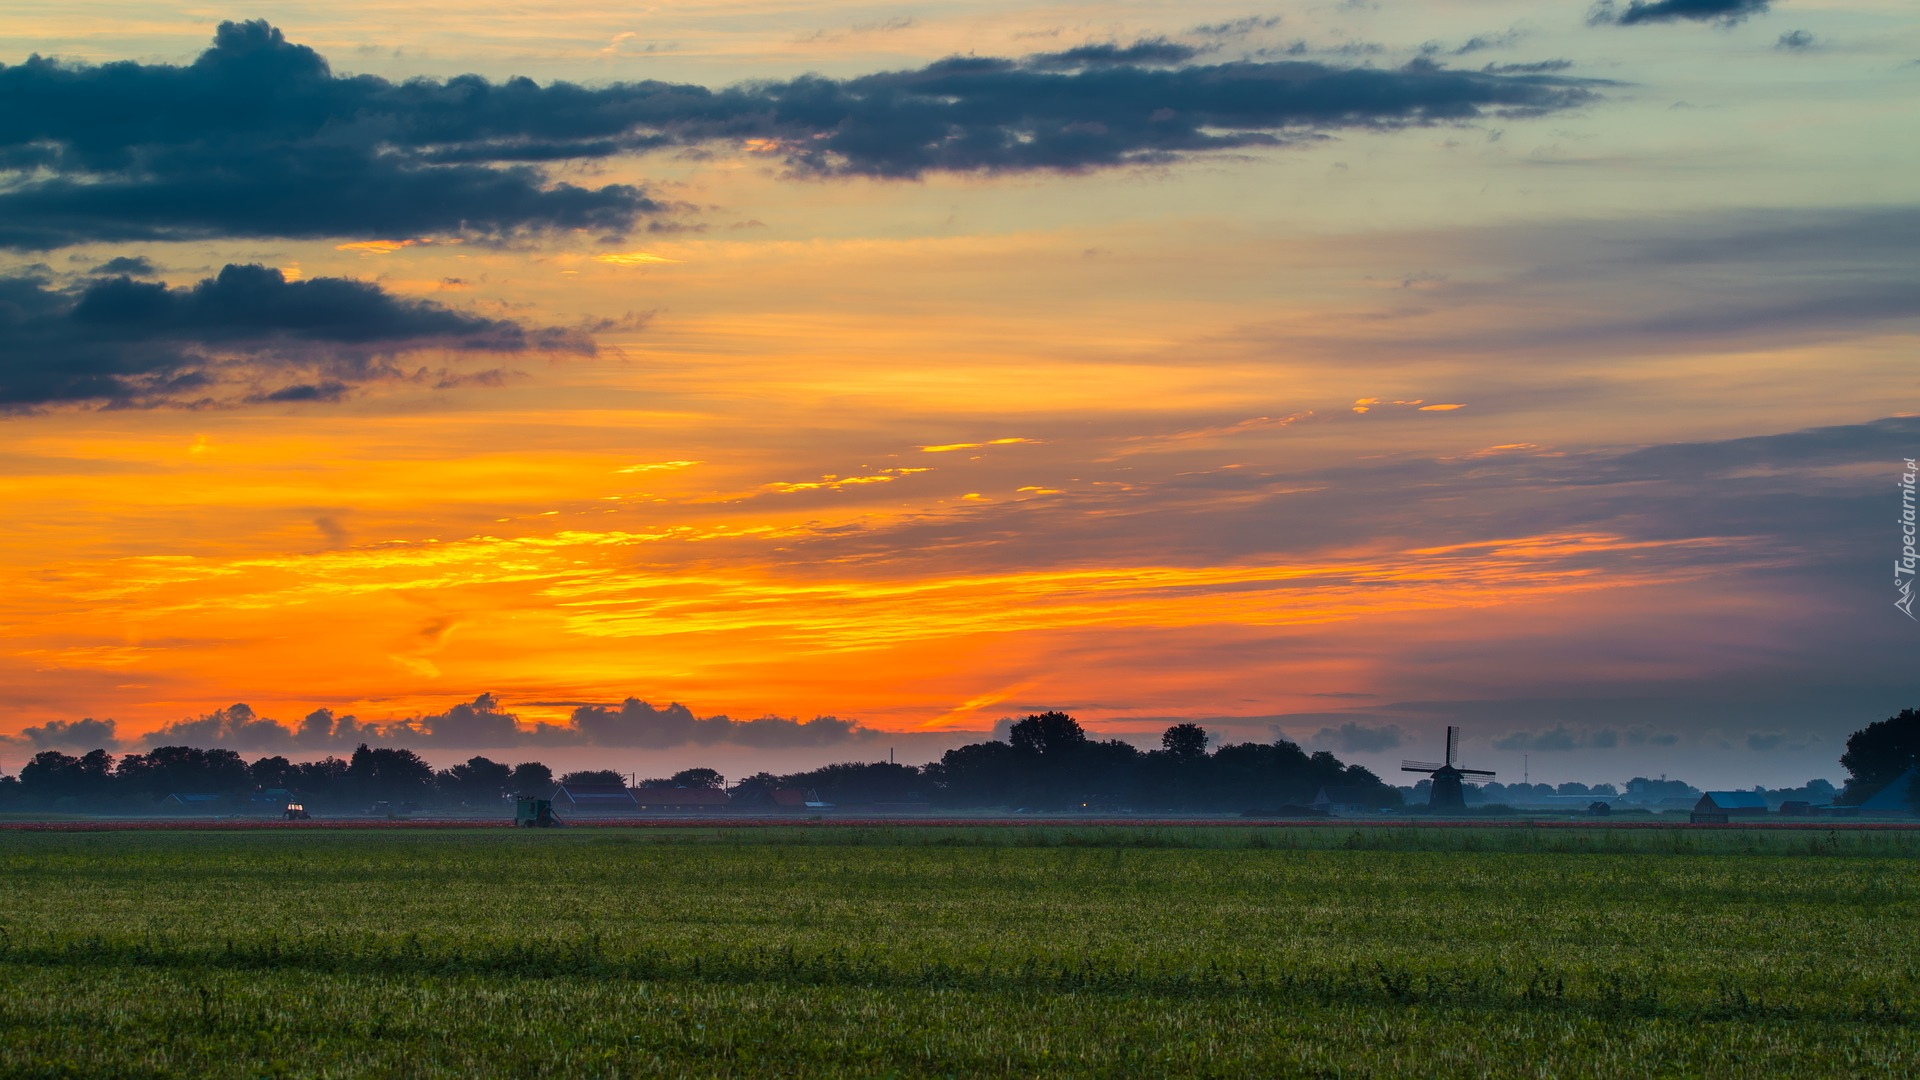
[1591,0,1771,26]
[7,717,121,751]
[745,55,1593,179]
[113,694,877,753]
[142,703,389,752]
[1192,16,1284,38]
[313,515,351,548]
[0,263,588,409]
[0,21,657,248]
[1025,39,1203,69]
[87,255,156,276]
[294,708,387,749]
[144,703,296,751]
[382,694,565,745]
[1,21,1599,247]
[1483,60,1574,74]
[568,698,872,748]
[1776,30,1817,50]
[1312,720,1404,753]
[569,698,703,747]
[1445,30,1524,55]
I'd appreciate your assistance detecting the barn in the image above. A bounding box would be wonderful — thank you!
[550,783,638,813]
[1690,790,1768,823]
[631,787,731,811]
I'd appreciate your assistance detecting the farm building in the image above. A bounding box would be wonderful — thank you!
[159,793,224,812]
[1312,786,1379,816]
[1856,767,1918,814]
[631,787,731,811]
[758,788,837,809]
[249,788,293,811]
[1690,790,1768,823]
[550,783,638,813]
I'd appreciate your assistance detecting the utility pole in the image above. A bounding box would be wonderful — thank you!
[1524,754,1529,786]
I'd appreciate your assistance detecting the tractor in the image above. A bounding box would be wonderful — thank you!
[515,796,561,827]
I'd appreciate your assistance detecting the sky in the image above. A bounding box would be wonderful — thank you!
[0,0,1915,788]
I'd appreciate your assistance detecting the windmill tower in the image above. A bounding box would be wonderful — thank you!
[1402,726,1495,810]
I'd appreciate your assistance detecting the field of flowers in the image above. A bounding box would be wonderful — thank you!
[0,825,1914,1076]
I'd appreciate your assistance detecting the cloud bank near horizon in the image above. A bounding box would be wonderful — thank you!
[2,695,887,755]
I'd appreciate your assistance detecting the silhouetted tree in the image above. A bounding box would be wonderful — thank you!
[727,771,783,806]
[438,756,513,804]
[1134,724,1213,808]
[1162,723,1209,759]
[250,755,297,790]
[670,767,723,789]
[115,746,250,801]
[936,711,1143,808]
[1840,708,1920,805]
[924,740,1019,807]
[775,761,922,805]
[509,761,554,795]
[294,757,350,805]
[347,744,434,804]
[560,769,626,786]
[1009,711,1087,756]
[19,751,78,800]
[20,749,115,802]
[1204,741,1399,812]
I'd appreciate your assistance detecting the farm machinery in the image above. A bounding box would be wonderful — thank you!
[515,796,562,827]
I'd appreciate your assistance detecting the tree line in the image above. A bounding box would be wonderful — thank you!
[0,712,1399,813]
[6,705,1912,814]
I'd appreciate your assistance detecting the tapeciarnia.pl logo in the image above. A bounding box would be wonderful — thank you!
[1900,457,1918,620]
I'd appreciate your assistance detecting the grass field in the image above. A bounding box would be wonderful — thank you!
[0,825,1915,1077]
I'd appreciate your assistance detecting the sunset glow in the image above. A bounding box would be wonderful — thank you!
[1,0,1915,785]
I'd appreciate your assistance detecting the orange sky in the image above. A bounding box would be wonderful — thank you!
[1,0,1916,785]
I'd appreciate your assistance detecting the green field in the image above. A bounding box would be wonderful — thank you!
[0,825,1915,1077]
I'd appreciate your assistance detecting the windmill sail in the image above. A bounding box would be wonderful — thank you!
[1407,727,1494,807]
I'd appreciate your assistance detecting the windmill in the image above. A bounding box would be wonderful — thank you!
[1402,726,1495,810]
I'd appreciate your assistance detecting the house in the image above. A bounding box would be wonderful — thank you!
[249,788,293,811]
[631,786,731,811]
[550,783,638,813]
[1312,786,1379,816]
[1690,790,1768,823]
[160,793,224,812]
[760,787,836,809]
[1857,767,1919,815]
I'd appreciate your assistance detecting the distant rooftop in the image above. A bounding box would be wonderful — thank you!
[1698,791,1768,810]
